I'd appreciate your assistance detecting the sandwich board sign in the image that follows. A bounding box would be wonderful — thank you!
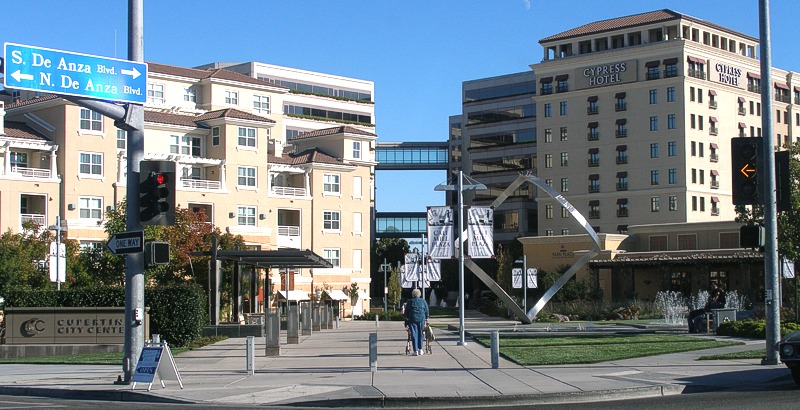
[131,342,183,391]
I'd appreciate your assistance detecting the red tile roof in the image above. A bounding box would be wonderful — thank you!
[290,125,376,141]
[269,148,344,166]
[2,121,51,141]
[148,62,289,90]
[144,108,274,128]
[195,108,275,124]
[539,9,757,43]
[5,94,60,109]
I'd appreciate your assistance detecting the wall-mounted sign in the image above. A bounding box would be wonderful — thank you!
[574,60,637,89]
[711,61,745,89]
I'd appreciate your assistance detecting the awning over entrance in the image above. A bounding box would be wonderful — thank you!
[324,289,348,300]
[357,290,370,300]
[277,290,310,302]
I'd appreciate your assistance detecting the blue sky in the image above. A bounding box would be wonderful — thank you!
[3,0,799,213]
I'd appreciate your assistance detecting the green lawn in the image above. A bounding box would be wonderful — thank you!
[699,349,765,360]
[473,334,743,366]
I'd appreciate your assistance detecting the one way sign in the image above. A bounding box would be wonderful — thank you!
[106,230,144,255]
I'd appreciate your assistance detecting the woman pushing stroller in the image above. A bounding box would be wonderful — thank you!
[404,288,430,356]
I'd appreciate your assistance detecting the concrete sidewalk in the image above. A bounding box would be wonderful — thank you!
[0,314,792,408]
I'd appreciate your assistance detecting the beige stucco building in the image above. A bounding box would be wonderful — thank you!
[1,60,376,315]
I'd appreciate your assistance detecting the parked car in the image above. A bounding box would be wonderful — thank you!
[779,331,800,385]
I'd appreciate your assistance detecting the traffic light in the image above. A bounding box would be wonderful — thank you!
[740,224,764,248]
[139,160,176,225]
[731,137,762,205]
[145,242,170,266]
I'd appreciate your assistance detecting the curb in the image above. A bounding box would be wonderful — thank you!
[0,385,192,405]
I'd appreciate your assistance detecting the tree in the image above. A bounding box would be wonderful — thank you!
[371,238,409,306]
[348,282,359,317]
[387,267,402,309]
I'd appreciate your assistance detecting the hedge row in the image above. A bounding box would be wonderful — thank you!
[5,284,206,347]
[716,319,800,339]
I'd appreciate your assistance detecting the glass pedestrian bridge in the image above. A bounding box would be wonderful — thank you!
[375,212,428,238]
[375,141,448,170]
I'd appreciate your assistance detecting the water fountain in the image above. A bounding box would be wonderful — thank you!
[654,290,688,325]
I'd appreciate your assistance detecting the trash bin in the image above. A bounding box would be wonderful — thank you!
[711,308,736,331]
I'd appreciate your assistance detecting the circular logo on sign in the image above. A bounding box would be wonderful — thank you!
[20,318,46,337]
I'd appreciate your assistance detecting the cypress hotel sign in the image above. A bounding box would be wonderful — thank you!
[577,60,637,89]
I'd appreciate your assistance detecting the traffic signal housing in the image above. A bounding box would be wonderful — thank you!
[731,137,762,205]
[139,160,176,226]
[740,224,764,249]
[145,241,170,266]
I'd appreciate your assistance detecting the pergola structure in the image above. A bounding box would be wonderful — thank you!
[192,236,332,325]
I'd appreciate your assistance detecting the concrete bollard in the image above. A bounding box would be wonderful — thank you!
[490,330,499,369]
[335,315,340,329]
[265,311,280,356]
[313,305,321,331]
[287,305,299,344]
[246,336,255,375]
[375,315,379,328]
[301,303,312,336]
[369,332,378,372]
[151,334,161,344]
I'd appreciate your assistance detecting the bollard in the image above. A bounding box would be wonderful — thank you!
[151,334,161,344]
[375,315,379,328]
[369,332,378,372]
[265,311,280,356]
[287,305,299,344]
[246,336,255,375]
[335,315,340,329]
[490,330,499,369]
[301,303,312,335]
[313,305,321,331]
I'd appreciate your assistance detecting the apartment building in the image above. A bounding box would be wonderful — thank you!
[532,9,798,236]
[448,72,538,243]
[1,61,376,313]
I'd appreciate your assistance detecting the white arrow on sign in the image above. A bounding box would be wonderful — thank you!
[11,70,34,82]
[106,230,144,255]
[121,67,141,79]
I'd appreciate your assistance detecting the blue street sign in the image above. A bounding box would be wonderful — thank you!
[3,42,147,104]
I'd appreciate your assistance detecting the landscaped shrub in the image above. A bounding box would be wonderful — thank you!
[717,319,800,339]
[358,310,405,321]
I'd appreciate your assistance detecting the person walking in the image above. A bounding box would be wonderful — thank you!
[404,288,429,356]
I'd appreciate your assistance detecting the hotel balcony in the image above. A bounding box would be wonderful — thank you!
[19,193,48,231]
[711,153,719,162]
[277,225,301,249]
[20,213,46,231]
[181,178,222,190]
[1,145,60,182]
[269,166,310,198]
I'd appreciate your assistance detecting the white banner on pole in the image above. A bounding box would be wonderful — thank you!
[400,265,414,288]
[404,253,420,280]
[467,206,494,258]
[426,259,441,281]
[512,268,522,289]
[782,258,795,279]
[527,268,538,289]
[49,241,66,283]
[427,206,454,259]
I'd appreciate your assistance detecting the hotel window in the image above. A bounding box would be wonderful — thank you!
[669,195,678,211]
[544,128,552,143]
[708,90,717,108]
[691,141,697,156]
[690,87,696,102]
[649,89,657,104]
[588,149,599,167]
[11,152,27,169]
[79,108,103,131]
[589,201,600,218]
[651,170,659,185]
[587,96,599,114]
[78,197,103,220]
[667,86,675,102]
[238,127,256,147]
[650,235,668,251]
[238,206,256,226]
[545,204,553,219]
[616,172,628,190]
[651,197,660,212]
[678,234,697,250]
[615,119,627,137]
[669,168,677,184]
[147,83,164,104]
[668,114,676,129]
[698,115,704,130]
[559,101,567,116]
[589,175,599,192]
[79,152,103,176]
[688,58,705,79]
[664,59,678,78]
[645,61,660,80]
[353,141,361,159]
[615,93,627,111]
[617,199,629,217]
[212,127,220,146]
[544,154,553,168]
[747,73,761,93]
[171,135,202,157]
[183,87,196,102]
[692,196,698,211]
[540,78,553,95]
[560,127,568,141]
[225,90,239,105]
[697,88,704,103]
[691,114,696,129]
[560,152,568,167]
[323,249,340,267]
[699,142,704,157]
[253,95,270,114]
[323,211,341,231]
[691,168,697,183]
[556,78,569,93]
[616,146,627,164]
[700,196,706,212]
[237,166,257,187]
[560,178,568,192]
[561,207,569,218]
[543,103,551,117]
[323,173,341,193]
[561,229,569,235]
[116,129,126,150]
[545,179,553,187]
[668,141,677,156]
[545,230,554,236]
[649,116,658,131]
[588,123,599,141]
[738,98,747,115]
[700,169,705,185]
[650,143,658,158]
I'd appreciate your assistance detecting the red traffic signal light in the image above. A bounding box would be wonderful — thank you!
[139,161,176,226]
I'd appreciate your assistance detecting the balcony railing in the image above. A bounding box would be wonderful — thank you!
[588,159,599,167]
[182,178,222,190]
[646,71,661,80]
[711,180,720,189]
[616,182,628,191]
[587,132,599,141]
[588,186,600,193]
[617,208,629,217]
[277,225,301,249]
[711,208,720,216]
[688,68,706,80]
[709,126,718,136]
[587,106,598,115]
[738,107,747,115]
[775,94,790,103]
[271,186,307,196]
[709,100,717,109]
[278,225,300,237]
[11,166,51,178]
[616,130,627,138]
[616,157,628,164]
[748,84,761,93]
[556,85,569,93]
[20,213,46,228]
[589,210,600,219]
[711,153,719,162]
[615,102,627,111]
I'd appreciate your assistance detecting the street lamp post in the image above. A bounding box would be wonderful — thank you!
[380,259,391,312]
[435,170,486,346]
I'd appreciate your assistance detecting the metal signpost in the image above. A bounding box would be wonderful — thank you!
[3,42,147,104]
